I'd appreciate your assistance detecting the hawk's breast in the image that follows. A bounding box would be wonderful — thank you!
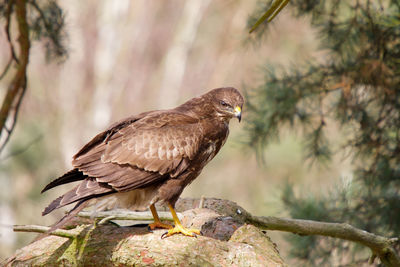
[201,122,230,165]
[204,141,217,164]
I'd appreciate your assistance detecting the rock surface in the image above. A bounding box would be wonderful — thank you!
[6,199,286,266]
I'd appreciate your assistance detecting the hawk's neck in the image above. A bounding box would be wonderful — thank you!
[175,96,214,119]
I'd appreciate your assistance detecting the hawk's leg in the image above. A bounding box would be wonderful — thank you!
[161,203,201,238]
[148,204,173,230]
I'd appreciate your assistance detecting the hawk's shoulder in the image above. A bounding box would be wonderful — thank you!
[72,110,205,178]
[73,111,152,160]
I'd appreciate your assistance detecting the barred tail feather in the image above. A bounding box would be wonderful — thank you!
[42,180,114,216]
[47,200,88,232]
[42,195,64,216]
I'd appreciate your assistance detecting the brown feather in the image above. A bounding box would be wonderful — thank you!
[47,200,89,232]
[41,169,87,193]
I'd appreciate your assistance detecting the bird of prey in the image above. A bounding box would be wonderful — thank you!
[42,87,243,237]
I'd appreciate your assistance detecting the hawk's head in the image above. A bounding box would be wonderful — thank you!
[208,87,244,122]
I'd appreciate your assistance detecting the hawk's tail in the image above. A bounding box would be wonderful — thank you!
[42,195,64,216]
[41,169,87,193]
[43,184,112,231]
[42,178,113,216]
[47,200,88,232]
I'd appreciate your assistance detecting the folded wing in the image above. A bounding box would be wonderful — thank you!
[43,111,204,214]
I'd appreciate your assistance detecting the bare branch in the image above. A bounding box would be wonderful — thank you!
[4,0,19,63]
[13,224,79,239]
[0,86,27,153]
[0,0,30,154]
[175,198,400,266]
[249,0,290,33]
[247,215,400,267]
[77,209,181,222]
[0,57,13,80]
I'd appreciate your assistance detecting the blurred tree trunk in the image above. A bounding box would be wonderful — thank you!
[157,0,211,108]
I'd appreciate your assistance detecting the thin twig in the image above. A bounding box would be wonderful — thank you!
[98,216,117,225]
[13,224,78,239]
[4,0,18,63]
[199,195,205,208]
[249,0,289,33]
[267,0,289,22]
[28,0,67,60]
[1,134,42,161]
[0,57,13,80]
[28,1,50,30]
[0,86,27,153]
[77,210,181,222]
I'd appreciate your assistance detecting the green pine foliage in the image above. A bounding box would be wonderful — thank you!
[0,0,67,61]
[29,0,67,61]
[247,0,400,265]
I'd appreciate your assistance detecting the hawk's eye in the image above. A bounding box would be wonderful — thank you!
[220,100,230,107]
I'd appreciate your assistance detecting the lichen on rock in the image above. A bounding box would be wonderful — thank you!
[6,198,287,266]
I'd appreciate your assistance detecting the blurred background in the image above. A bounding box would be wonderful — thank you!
[0,0,352,264]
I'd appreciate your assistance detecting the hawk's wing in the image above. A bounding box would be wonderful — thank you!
[72,111,203,192]
[42,111,205,215]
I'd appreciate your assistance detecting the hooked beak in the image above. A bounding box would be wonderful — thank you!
[234,106,242,122]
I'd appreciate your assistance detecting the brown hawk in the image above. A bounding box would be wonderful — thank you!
[42,87,244,237]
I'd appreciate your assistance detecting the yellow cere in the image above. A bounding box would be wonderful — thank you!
[234,106,241,114]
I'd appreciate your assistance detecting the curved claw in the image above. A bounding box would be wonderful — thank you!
[161,223,201,239]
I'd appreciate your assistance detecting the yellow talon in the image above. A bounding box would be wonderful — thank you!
[161,203,201,238]
[148,204,173,230]
[149,203,201,237]
[162,223,200,238]
[148,221,173,230]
